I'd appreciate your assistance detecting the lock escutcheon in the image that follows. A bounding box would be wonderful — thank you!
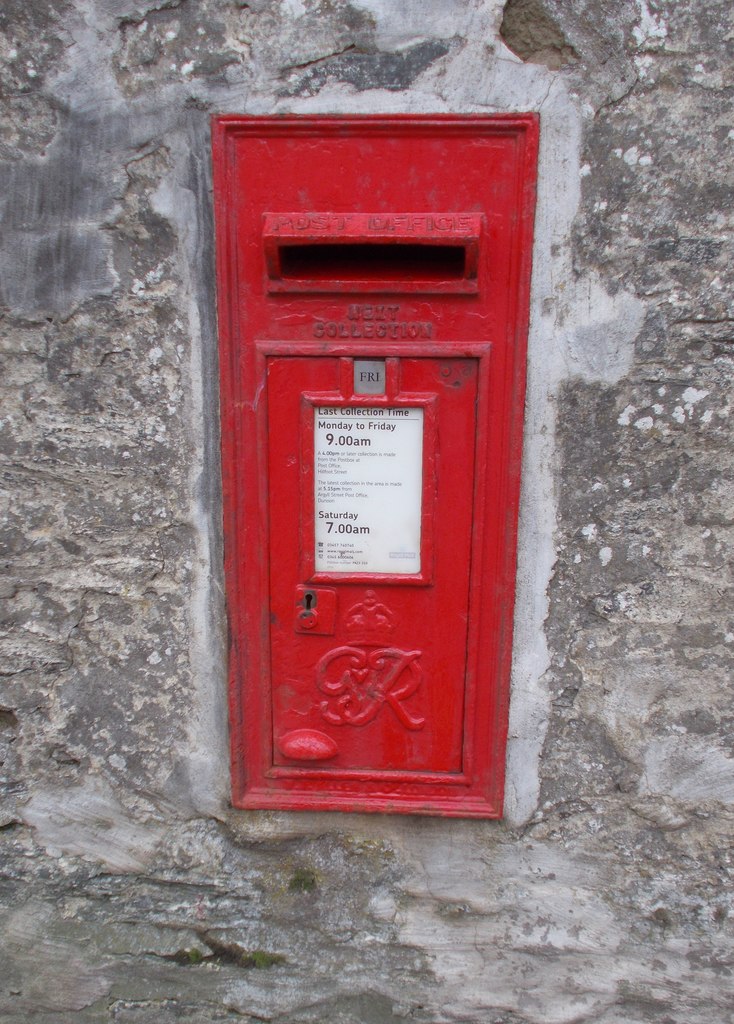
[294,585,337,635]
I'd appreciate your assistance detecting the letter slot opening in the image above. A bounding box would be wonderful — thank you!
[263,212,482,294]
[280,242,467,283]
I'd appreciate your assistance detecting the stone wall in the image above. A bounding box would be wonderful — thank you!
[1,1,732,1021]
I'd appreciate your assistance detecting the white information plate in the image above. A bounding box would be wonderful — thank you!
[314,406,423,574]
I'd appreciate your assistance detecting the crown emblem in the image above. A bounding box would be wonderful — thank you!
[344,590,395,646]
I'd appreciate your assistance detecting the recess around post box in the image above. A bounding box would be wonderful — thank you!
[212,115,539,817]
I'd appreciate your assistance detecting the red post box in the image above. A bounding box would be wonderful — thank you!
[212,115,538,816]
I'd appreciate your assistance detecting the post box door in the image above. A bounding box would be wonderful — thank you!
[266,352,482,780]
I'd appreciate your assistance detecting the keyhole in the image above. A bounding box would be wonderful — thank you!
[304,591,315,611]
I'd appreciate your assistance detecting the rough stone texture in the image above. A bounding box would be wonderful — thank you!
[500,0,579,69]
[1,1,732,1022]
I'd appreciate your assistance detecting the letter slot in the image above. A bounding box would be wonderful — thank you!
[263,212,482,293]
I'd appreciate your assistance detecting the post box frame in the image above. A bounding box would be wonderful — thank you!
[212,115,539,817]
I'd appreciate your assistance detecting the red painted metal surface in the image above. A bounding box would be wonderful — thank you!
[212,115,539,817]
